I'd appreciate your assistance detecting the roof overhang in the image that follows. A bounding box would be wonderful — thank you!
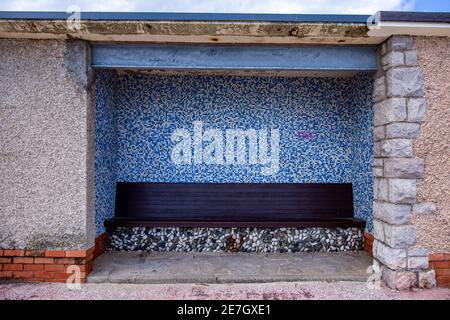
[368,11,450,37]
[0,11,449,45]
[0,11,379,45]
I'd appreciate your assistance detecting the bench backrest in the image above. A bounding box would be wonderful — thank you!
[114,182,354,225]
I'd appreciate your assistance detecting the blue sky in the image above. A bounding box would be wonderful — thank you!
[0,0,449,14]
[414,0,450,12]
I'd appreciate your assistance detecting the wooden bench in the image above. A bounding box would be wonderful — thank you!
[105,182,365,228]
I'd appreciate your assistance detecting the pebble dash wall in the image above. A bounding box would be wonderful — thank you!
[95,71,374,251]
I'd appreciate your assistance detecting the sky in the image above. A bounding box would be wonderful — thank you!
[0,0,449,14]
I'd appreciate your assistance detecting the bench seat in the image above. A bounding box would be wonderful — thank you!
[105,182,365,229]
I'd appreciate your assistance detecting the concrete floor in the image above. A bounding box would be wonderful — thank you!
[1,281,450,300]
[88,251,373,284]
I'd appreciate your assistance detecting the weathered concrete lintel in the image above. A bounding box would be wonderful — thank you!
[0,20,384,45]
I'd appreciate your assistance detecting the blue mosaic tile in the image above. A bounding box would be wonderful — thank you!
[94,71,118,236]
[95,72,374,235]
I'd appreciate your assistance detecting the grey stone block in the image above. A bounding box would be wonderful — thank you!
[373,201,411,225]
[373,219,385,242]
[418,270,436,289]
[384,158,424,178]
[374,167,383,178]
[374,240,407,270]
[386,67,425,97]
[404,51,419,66]
[374,126,385,141]
[373,101,385,126]
[383,224,416,248]
[408,247,428,257]
[374,141,381,157]
[408,256,429,269]
[374,158,383,167]
[373,76,386,102]
[412,202,437,215]
[382,266,418,290]
[388,36,414,51]
[381,139,413,157]
[407,98,427,122]
[374,98,407,125]
[374,64,384,80]
[381,42,388,55]
[382,51,404,70]
[374,178,378,199]
[377,178,388,201]
[388,179,417,204]
[386,123,421,139]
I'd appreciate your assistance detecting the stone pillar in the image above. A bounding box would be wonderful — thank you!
[372,36,436,289]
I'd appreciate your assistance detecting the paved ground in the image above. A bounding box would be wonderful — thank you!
[1,281,450,300]
[3,251,449,300]
[88,251,373,284]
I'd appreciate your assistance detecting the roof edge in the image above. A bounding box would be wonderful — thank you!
[379,11,450,24]
[0,11,370,23]
[368,11,450,37]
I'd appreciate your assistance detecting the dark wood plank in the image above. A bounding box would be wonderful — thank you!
[105,218,365,228]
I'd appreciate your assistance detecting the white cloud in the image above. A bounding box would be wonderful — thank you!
[0,0,416,14]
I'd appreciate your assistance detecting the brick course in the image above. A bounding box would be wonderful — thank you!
[364,231,374,257]
[429,253,450,287]
[0,233,106,283]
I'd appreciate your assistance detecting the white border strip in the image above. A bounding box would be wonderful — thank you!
[368,20,450,37]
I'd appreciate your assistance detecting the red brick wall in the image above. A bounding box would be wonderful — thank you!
[429,253,450,288]
[364,231,374,258]
[93,233,107,259]
[0,233,106,283]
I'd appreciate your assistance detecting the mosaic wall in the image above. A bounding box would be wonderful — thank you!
[348,76,375,230]
[95,72,374,236]
[95,71,118,235]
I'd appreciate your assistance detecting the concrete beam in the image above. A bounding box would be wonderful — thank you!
[92,44,378,71]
